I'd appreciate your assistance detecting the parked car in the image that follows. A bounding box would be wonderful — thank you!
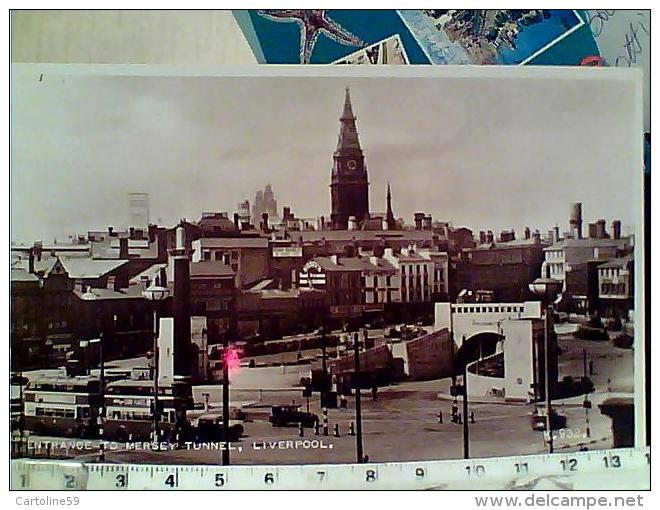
[269,405,318,428]
[555,376,594,398]
[530,407,567,432]
[196,414,244,442]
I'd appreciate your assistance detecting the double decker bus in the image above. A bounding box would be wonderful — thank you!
[23,375,101,438]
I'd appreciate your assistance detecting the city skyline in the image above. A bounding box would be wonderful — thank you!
[11,68,641,243]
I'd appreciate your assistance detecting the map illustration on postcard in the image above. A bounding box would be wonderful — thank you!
[398,9,586,65]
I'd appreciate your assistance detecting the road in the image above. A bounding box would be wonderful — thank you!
[29,330,630,466]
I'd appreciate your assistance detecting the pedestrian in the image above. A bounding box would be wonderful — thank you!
[371,385,378,401]
[451,400,458,423]
[437,410,443,424]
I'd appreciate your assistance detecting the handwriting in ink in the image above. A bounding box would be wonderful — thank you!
[615,17,649,67]
[587,10,617,37]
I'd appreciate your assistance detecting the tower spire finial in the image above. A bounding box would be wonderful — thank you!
[386,182,395,230]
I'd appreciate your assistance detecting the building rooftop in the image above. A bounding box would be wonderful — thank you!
[544,237,631,251]
[10,269,39,282]
[74,285,146,301]
[474,238,547,250]
[190,261,235,278]
[129,263,168,285]
[599,254,634,269]
[60,258,129,279]
[197,237,269,249]
[294,229,436,244]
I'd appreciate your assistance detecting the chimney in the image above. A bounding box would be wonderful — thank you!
[320,216,325,230]
[108,226,114,237]
[348,216,357,231]
[33,241,43,262]
[479,231,486,244]
[383,247,394,259]
[373,243,385,257]
[129,227,135,239]
[611,220,621,240]
[119,237,129,259]
[107,276,116,290]
[159,267,167,287]
[148,224,157,243]
[423,215,432,231]
[330,254,339,264]
[532,230,541,244]
[486,230,494,244]
[596,219,606,239]
[28,247,35,274]
[382,218,389,230]
[569,202,583,239]
[553,225,560,244]
[414,212,425,231]
[588,222,598,239]
[524,226,531,240]
[262,212,269,231]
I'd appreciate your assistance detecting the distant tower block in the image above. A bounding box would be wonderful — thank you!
[128,193,149,229]
[569,202,583,239]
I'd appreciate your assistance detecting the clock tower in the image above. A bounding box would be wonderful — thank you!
[330,87,370,230]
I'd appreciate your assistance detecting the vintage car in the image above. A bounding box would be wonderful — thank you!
[530,406,567,432]
[268,405,318,428]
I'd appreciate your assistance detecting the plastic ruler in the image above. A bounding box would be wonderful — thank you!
[11,447,650,490]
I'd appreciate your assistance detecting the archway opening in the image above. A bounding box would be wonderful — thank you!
[455,332,503,373]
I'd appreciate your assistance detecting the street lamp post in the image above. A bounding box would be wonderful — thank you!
[353,332,364,463]
[462,368,469,459]
[81,290,106,442]
[222,333,230,466]
[88,334,105,438]
[529,277,562,454]
[143,283,170,444]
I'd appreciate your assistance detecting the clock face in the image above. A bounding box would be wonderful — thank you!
[346,159,357,171]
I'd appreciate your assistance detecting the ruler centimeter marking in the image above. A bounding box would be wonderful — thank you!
[10,447,650,490]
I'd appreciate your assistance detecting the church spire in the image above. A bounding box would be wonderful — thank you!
[336,86,362,152]
[386,182,396,230]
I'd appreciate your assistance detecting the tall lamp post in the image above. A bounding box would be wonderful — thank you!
[81,290,106,441]
[222,332,230,466]
[528,277,562,454]
[353,332,364,463]
[143,282,170,443]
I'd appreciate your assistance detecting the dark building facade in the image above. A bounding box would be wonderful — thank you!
[189,260,237,343]
[330,88,370,230]
[452,241,546,302]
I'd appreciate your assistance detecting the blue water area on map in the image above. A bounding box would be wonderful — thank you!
[496,10,584,64]
[246,10,430,64]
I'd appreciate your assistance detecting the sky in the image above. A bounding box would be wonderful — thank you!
[10,67,642,244]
